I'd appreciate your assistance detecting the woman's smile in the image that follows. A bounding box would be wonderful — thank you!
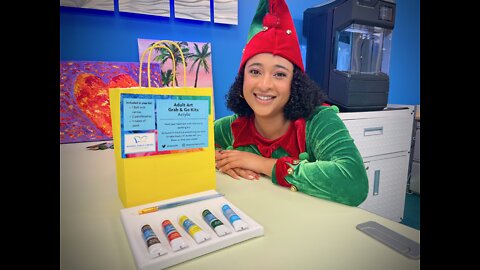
[254,93,276,103]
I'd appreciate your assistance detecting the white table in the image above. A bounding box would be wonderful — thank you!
[60,141,420,270]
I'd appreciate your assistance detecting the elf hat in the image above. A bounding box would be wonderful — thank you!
[239,0,304,73]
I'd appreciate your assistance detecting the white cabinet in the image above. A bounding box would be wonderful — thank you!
[409,107,420,194]
[339,105,415,222]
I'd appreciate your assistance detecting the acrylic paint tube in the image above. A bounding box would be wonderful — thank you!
[161,219,188,251]
[202,209,231,237]
[178,215,211,244]
[141,224,167,258]
[222,204,249,231]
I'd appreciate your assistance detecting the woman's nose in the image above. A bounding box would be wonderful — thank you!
[260,74,273,90]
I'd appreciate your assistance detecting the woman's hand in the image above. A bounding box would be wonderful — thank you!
[215,150,259,180]
[215,149,276,177]
[227,167,260,180]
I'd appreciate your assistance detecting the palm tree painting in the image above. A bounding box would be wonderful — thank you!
[190,43,211,87]
[160,69,174,87]
[137,39,213,88]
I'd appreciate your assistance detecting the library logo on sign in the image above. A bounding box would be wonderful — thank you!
[125,133,156,154]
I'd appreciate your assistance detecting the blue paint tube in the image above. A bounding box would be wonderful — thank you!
[221,204,249,231]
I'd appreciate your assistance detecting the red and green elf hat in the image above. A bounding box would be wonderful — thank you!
[239,0,304,73]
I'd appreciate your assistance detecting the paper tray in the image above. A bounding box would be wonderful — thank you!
[120,190,264,270]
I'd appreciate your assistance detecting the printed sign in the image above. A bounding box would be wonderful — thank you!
[120,94,210,158]
[156,99,209,151]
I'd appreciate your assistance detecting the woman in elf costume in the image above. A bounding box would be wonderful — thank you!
[214,0,368,206]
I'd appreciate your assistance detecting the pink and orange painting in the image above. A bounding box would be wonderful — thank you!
[60,61,162,144]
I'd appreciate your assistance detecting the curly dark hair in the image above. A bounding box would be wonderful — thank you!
[226,65,326,120]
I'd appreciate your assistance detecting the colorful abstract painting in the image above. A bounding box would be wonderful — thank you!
[174,0,210,22]
[60,61,162,144]
[119,0,170,17]
[214,0,238,25]
[60,0,114,11]
[137,39,213,88]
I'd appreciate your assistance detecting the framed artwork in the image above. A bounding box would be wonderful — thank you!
[60,0,114,11]
[174,0,210,22]
[137,39,213,88]
[118,0,170,17]
[60,0,239,24]
[214,0,238,25]
[60,61,162,144]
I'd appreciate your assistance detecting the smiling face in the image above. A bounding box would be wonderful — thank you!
[242,53,294,120]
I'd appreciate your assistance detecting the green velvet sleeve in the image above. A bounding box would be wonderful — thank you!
[213,114,238,149]
[214,109,368,207]
[284,107,369,206]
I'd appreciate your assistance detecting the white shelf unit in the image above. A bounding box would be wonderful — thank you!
[338,105,415,222]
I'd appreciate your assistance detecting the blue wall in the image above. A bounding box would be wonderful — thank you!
[60,0,420,119]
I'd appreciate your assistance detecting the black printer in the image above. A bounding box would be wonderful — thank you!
[303,0,396,111]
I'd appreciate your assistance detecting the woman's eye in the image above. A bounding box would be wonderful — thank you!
[249,69,261,76]
[274,72,287,78]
